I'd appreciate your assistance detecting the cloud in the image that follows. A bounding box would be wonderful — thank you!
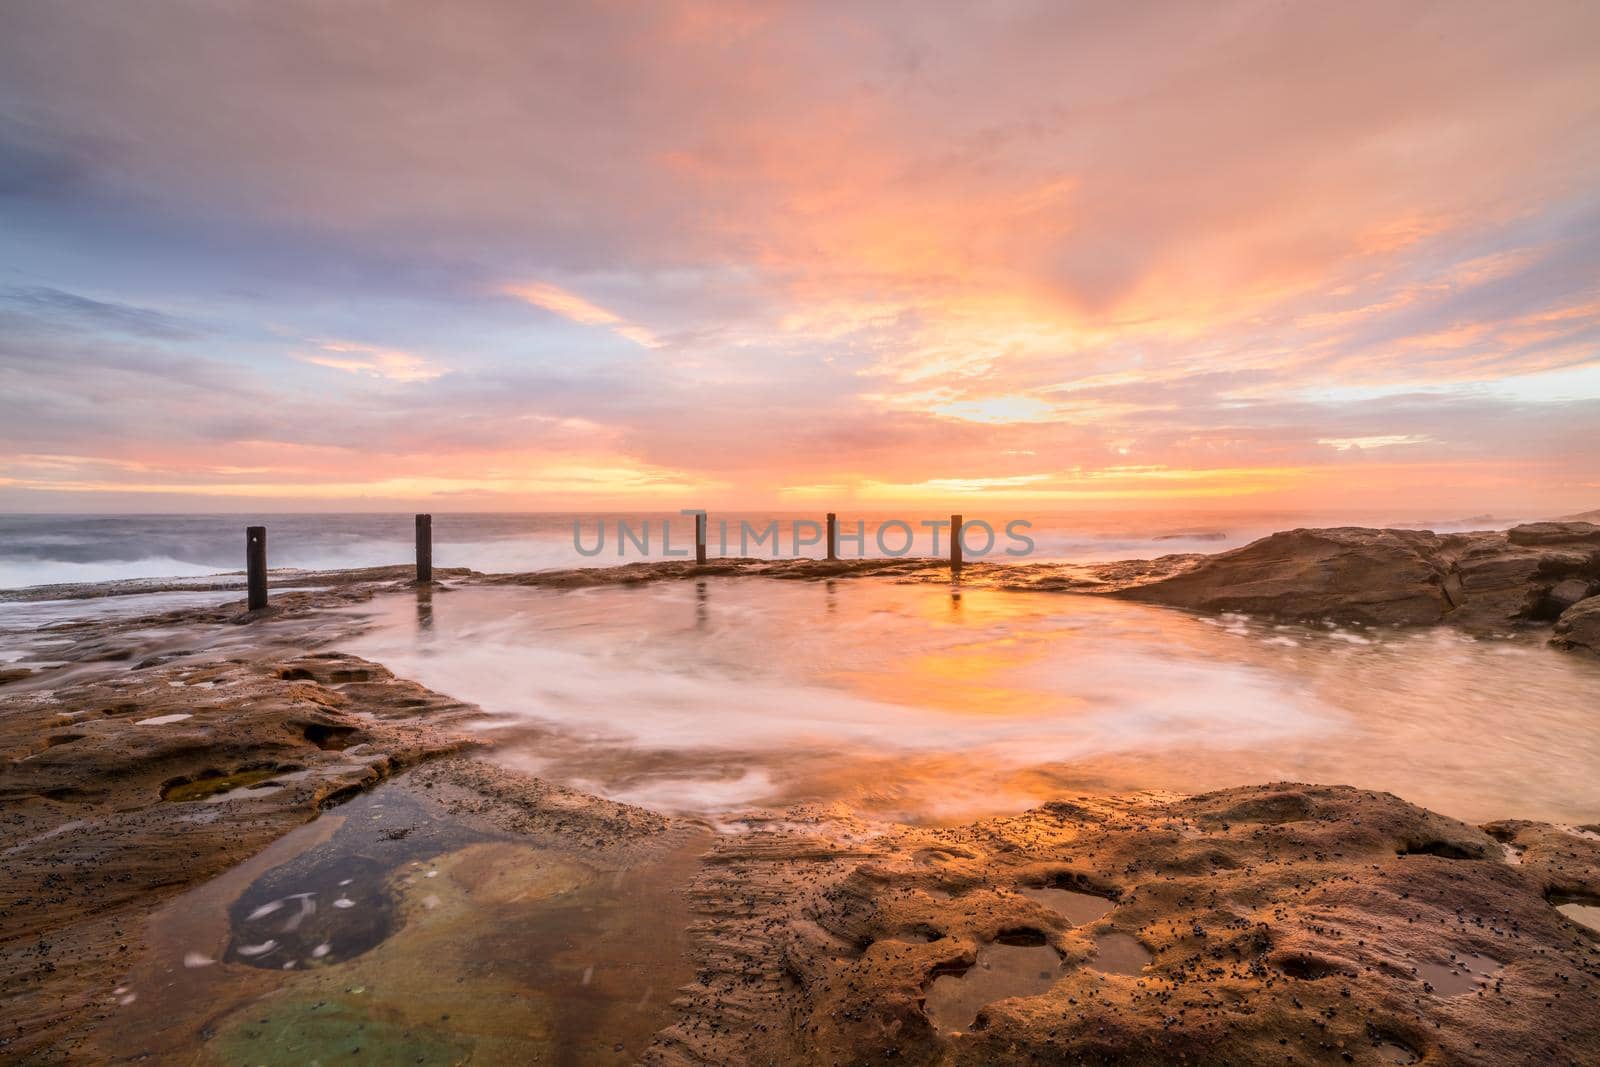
[294,341,444,383]
[1318,435,1432,452]
[0,2,1598,512]
[502,281,662,348]
[3,286,198,340]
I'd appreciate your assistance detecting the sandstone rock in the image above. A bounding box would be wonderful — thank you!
[1117,527,1452,624]
[1438,538,1600,627]
[1106,524,1600,631]
[1553,596,1600,654]
[649,785,1600,1066]
[1506,520,1600,546]
[1547,577,1597,612]
[0,576,489,1062]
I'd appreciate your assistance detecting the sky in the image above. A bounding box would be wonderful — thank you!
[1,1,1597,515]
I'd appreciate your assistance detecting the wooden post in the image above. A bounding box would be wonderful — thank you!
[246,525,267,610]
[415,513,433,583]
[695,512,707,565]
[826,513,837,561]
[950,513,963,572]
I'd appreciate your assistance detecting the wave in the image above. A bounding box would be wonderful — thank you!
[0,556,233,590]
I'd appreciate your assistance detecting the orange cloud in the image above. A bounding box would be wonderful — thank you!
[4,3,1599,515]
[295,341,443,382]
[502,282,662,348]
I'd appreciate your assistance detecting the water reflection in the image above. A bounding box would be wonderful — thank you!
[1020,887,1114,924]
[343,579,1600,825]
[924,942,1061,1033]
[415,585,434,634]
[1091,931,1154,975]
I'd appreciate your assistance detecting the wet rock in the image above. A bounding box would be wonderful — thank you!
[1116,528,1453,624]
[1102,522,1600,634]
[1439,530,1600,627]
[1552,597,1600,654]
[0,616,483,1061]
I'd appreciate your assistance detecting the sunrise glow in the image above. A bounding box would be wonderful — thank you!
[1,3,1596,514]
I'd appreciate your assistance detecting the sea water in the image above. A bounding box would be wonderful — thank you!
[0,509,1529,589]
[342,578,1600,826]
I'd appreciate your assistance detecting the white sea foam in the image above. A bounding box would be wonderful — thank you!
[0,556,227,590]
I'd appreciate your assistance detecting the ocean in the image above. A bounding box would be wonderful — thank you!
[0,508,1529,591]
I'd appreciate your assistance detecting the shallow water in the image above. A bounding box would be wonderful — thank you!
[97,784,704,1064]
[0,589,240,664]
[1555,900,1600,933]
[1090,931,1154,975]
[342,578,1600,824]
[1019,887,1114,924]
[0,586,313,693]
[924,942,1064,1033]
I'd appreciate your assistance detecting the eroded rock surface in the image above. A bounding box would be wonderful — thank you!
[1114,523,1600,638]
[0,646,481,1062]
[649,785,1600,1066]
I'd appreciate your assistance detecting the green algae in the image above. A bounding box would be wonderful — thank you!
[162,768,280,802]
[209,996,473,1066]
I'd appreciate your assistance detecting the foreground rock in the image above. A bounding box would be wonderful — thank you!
[4,575,1598,1065]
[5,542,1599,1062]
[651,785,1600,1066]
[1116,522,1600,633]
[0,619,490,1061]
[0,570,708,1064]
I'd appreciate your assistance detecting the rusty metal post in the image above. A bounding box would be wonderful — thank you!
[415,513,433,583]
[695,512,707,564]
[950,513,963,573]
[826,512,837,561]
[246,525,267,610]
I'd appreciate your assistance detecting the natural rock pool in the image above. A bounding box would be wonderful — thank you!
[93,777,709,1065]
[342,577,1600,825]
